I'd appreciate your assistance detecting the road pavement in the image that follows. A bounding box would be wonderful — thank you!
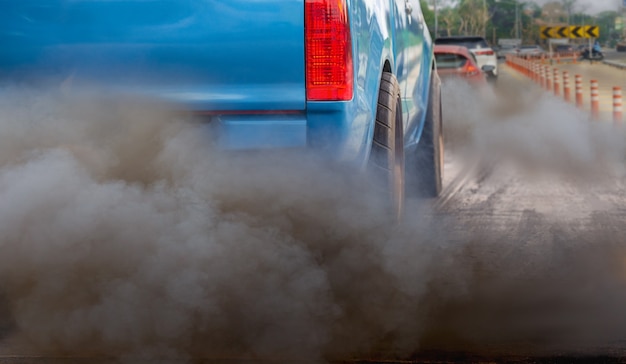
[422,66,626,362]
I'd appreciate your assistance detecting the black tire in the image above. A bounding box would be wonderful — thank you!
[407,71,443,198]
[369,72,405,220]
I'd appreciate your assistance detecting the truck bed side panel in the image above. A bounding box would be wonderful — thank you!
[0,0,306,111]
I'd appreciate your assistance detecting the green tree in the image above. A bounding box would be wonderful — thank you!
[434,0,542,44]
[457,0,489,36]
[525,2,543,44]
[595,10,619,46]
[561,0,577,24]
[570,12,594,26]
[438,6,462,36]
[487,0,540,45]
[488,0,518,42]
[421,0,436,36]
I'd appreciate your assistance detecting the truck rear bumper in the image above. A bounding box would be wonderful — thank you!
[197,114,308,151]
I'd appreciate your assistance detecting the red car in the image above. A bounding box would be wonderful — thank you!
[434,45,491,85]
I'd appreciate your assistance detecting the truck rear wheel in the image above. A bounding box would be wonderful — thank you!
[407,73,443,198]
[369,72,405,220]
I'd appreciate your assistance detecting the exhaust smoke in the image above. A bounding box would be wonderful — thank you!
[0,76,625,362]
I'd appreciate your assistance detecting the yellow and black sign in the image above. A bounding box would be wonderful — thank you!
[540,26,565,39]
[568,26,584,38]
[540,26,553,39]
[583,25,600,38]
[540,25,599,39]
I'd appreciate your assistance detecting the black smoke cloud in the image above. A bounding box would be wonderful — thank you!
[0,87,460,362]
[442,79,626,182]
[0,78,626,363]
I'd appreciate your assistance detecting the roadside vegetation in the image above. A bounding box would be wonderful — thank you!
[421,0,622,47]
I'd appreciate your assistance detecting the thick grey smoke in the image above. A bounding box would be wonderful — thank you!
[0,75,625,363]
[0,87,461,361]
[433,77,626,357]
[442,78,626,182]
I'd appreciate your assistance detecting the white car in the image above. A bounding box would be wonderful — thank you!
[435,36,499,80]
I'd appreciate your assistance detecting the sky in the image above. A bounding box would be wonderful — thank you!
[534,0,621,14]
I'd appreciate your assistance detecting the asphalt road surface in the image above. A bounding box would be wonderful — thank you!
[1,64,626,363]
[423,65,626,362]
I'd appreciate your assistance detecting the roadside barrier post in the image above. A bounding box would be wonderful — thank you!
[613,87,623,125]
[575,75,583,109]
[563,71,571,103]
[545,65,552,92]
[591,80,600,120]
[553,68,560,97]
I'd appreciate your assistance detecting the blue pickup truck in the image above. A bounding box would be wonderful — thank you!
[0,0,442,218]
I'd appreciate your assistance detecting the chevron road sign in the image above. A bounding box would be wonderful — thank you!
[584,25,600,38]
[541,25,599,39]
[569,26,584,38]
[556,26,569,38]
[540,26,555,39]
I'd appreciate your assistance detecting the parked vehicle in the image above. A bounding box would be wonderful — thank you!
[554,44,574,54]
[516,45,545,56]
[434,45,491,86]
[0,0,443,219]
[435,36,498,80]
[495,45,519,59]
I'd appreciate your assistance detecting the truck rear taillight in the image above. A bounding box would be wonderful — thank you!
[305,0,353,101]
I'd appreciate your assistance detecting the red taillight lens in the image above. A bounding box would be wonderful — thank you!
[475,50,494,56]
[464,63,479,76]
[305,0,353,101]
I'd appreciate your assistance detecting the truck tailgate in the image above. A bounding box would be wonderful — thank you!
[0,0,306,111]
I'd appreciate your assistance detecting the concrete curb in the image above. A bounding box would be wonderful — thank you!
[603,59,626,70]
